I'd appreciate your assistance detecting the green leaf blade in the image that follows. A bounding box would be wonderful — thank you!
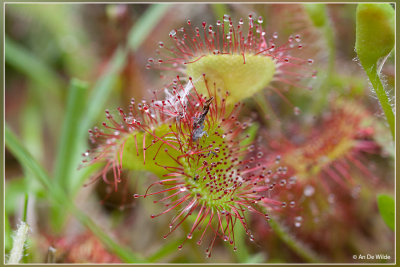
[5,35,64,94]
[377,194,394,231]
[54,79,89,192]
[128,4,171,51]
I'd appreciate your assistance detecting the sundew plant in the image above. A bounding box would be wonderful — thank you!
[4,3,395,264]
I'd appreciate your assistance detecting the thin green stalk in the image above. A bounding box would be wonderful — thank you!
[5,125,145,263]
[267,216,322,263]
[310,5,336,114]
[316,9,336,109]
[324,11,336,75]
[366,67,395,138]
[5,210,12,251]
[23,194,29,222]
[128,4,171,51]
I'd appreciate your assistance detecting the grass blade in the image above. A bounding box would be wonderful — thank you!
[23,194,29,222]
[5,125,145,263]
[128,4,171,51]
[81,47,127,132]
[54,79,88,192]
[51,79,88,231]
[5,210,13,252]
[6,125,54,191]
[71,47,127,192]
[5,35,64,94]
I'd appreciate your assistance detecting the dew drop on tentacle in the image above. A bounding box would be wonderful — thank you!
[294,216,303,227]
[169,29,177,37]
[303,185,315,196]
[312,71,318,78]
[223,14,230,22]
[249,234,255,242]
[294,107,301,116]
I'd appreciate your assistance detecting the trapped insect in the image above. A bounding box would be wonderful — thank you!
[192,97,214,142]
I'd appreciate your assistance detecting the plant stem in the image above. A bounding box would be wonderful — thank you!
[8,221,30,264]
[366,67,395,139]
[311,6,336,114]
[23,194,29,222]
[267,216,322,263]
